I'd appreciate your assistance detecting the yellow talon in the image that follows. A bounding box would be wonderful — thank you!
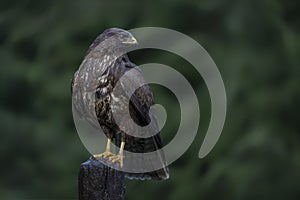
[93,139,125,167]
[109,154,124,167]
[93,151,114,159]
[109,141,125,167]
[93,138,114,159]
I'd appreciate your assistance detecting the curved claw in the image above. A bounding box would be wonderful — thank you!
[93,151,114,159]
[109,154,124,167]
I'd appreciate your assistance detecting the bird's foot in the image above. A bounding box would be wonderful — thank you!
[93,151,114,159]
[109,154,124,167]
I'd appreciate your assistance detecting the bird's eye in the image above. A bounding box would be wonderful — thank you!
[120,34,127,39]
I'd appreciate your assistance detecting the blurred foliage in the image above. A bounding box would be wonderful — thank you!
[0,0,300,199]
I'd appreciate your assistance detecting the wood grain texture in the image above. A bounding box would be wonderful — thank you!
[79,157,125,200]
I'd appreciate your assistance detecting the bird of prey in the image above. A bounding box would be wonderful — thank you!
[71,28,169,180]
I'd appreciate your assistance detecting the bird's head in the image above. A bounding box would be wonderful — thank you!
[90,28,138,54]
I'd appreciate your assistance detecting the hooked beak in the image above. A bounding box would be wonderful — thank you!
[122,37,138,45]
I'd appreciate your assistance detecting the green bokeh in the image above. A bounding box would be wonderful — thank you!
[0,0,299,199]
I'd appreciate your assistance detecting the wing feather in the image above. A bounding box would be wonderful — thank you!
[121,60,169,180]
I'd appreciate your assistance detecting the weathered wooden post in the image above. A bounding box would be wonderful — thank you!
[78,157,126,200]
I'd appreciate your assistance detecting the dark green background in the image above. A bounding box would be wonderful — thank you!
[1,0,299,199]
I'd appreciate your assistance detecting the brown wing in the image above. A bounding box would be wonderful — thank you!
[120,59,169,180]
